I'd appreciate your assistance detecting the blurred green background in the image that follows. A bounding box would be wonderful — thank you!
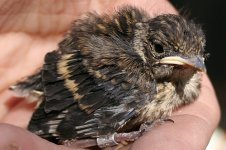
[170,0,226,128]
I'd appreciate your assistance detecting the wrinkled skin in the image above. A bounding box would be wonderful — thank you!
[0,0,220,150]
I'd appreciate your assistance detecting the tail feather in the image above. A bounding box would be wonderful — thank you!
[10,70,43,102]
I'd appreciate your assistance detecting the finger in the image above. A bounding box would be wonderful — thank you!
[1,99,34,128]
[107,0,177,15]
[0,90,34,126]
[0,90,13,120]
[0,124,85,150]
[130,115,210,150]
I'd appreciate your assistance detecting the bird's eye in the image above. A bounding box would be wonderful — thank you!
[154,43,164,53]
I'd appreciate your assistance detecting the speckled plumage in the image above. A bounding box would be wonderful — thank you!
[10,6,206,149]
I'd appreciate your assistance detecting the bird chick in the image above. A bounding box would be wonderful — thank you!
[10,6,206,149]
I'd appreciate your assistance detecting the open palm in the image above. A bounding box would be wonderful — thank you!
[0,1,220,150]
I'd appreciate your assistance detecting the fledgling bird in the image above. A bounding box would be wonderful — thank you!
[10,6,206,149]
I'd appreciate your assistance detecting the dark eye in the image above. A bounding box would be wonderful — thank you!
[154,43,164,53]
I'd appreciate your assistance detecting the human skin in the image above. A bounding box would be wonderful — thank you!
[0,0,220,150]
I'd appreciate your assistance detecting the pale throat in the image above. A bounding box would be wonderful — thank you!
[141,71,201,121]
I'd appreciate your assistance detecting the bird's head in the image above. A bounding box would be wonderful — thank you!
[133,14,206,81]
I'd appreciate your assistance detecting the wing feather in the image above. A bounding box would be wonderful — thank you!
[26,6,156,142]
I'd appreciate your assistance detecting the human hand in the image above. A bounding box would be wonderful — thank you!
[0,0,220,150]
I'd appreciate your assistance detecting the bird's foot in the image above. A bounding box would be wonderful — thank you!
[62,131,141,149]
[62,119,174,149]
[97,131,142,148]
[140,118,174,133]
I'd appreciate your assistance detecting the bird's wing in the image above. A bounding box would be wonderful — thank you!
[27,6,156,142]
[40,5,152,115]
[42,50,110,114]
[28,49,144,141]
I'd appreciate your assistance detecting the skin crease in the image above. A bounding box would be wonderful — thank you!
[0,0,220,150]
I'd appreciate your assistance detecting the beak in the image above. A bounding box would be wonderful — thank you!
[159,56,206,72]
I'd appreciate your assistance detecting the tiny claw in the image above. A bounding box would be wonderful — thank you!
[139,118,174,133]
[164,118,174,123]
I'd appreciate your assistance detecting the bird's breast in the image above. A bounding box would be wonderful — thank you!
[137,72,201,123]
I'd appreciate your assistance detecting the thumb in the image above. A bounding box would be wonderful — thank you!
[0,124,84,150]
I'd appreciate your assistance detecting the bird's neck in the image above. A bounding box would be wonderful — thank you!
[156,71,201,110]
